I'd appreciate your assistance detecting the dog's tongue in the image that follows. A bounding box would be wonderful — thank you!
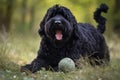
[55,30,63,40]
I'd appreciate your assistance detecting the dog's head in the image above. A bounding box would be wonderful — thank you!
[39,5,78,47]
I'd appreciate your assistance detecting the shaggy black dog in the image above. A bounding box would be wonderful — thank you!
[21,3,110,73]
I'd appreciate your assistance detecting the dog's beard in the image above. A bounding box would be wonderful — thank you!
[45,24,73,48]
[45,25,65,42]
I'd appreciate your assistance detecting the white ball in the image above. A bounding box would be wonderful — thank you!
[58,57,75,72]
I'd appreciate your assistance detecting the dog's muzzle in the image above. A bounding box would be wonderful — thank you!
[53,20,63,41]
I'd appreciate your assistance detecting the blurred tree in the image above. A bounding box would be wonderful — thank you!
[113,0,120,34]
[29,0,46,31]
[0,0,5,32]
[0,0,14,33]
[22,0,28,27]
[29,1,36,30]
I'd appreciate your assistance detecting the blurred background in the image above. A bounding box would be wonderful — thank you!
[0,0,120,35]
[0,0,120,72]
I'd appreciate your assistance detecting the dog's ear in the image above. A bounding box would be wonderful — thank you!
[62,8,79,39]
[73,24,79,40]
[38,14,47,36]
[69,15,79,39]
[38,11,50,36]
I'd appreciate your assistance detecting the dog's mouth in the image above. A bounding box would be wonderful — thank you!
[55,30,63,41]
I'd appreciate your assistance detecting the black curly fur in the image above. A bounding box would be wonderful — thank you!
[21,3,110,73]
[94,3,109,33]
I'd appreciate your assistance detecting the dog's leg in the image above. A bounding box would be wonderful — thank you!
[21,58,48,73]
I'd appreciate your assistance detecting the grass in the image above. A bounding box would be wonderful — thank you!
[0,32,120,80]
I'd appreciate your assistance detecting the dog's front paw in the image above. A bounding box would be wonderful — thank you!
[20,65,33,74]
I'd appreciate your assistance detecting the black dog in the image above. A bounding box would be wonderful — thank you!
[21,4,110,73]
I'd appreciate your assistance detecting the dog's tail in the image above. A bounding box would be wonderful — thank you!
[94,3,109,34]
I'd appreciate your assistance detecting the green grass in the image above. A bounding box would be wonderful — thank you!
[0,33,120,80]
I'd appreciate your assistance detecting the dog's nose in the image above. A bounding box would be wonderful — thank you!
[54,20,61,24]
